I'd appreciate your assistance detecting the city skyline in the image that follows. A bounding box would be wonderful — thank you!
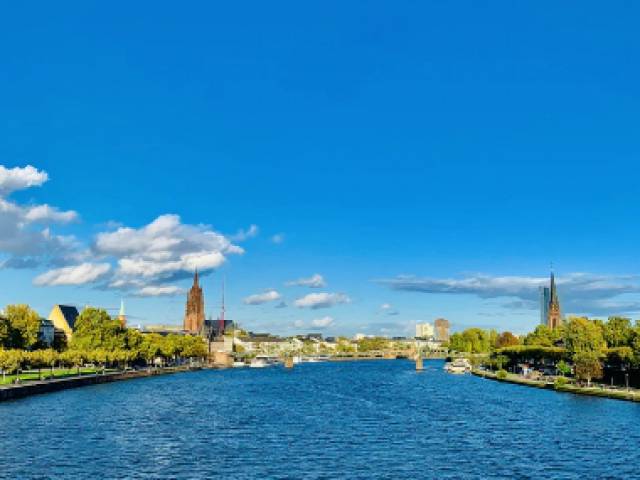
[3,2,640,336]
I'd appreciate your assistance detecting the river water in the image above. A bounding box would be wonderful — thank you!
[0,360,638,479]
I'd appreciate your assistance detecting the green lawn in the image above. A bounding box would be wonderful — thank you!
[0,368,118,385]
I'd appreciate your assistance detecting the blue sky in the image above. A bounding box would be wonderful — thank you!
[1,2,640,336]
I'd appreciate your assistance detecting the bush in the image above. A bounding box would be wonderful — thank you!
[496,369,508,380]
[554,376,569,389]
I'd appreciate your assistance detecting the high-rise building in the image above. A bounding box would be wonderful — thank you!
[547,270,562,329]
[539,286,550,325]
[434,318,450,342]
[118,299,127,328]
[415,322,434,339]
[184,270,205,333]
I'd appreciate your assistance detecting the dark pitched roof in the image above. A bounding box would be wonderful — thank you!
[58,305,79,328]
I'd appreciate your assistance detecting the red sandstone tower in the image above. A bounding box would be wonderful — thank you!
[184,269,205,333]
[547,270,562,329]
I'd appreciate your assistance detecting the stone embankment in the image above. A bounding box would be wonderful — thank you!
[472,369,640,403]
[0,366,199,402]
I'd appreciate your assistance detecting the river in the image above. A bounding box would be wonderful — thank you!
[0,359,639,479]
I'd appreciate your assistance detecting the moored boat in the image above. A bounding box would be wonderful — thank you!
[444,358,471,374]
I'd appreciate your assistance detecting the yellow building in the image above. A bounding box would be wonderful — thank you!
[48,305,80,341]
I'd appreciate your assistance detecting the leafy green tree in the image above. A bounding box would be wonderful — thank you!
[449,328,494,354]
[0,350,22,382]
[495,331,520,348]
[71,307,126,351]
[3,304,41,349]
[604,317,632,348]
[564,317,605,356]
[556,360,571,377]
[357,337,390,352]
[574,351,603,386]
[523,324,563,347]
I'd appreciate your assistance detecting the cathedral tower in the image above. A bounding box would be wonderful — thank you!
[184,269,205,333]
[547,270,562,329]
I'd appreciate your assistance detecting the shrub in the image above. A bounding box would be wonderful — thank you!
[554,376,569,389]
[496,369,508,380]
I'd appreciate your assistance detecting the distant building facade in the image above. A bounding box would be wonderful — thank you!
[415,322,434,339]
[118,299,127,328]
[184,270,205,333]
[539,286,550,325]
[434,318,450,342]
[38,318,55,346]
[48,304,79,341]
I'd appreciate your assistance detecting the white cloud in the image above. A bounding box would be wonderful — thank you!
[0,165,48,195]
[94,214,243,290]
[230,224,259,241]
[286,273,326,288]
[293,319,305,328]
[380,303,392,310]
[380,273,640,316]
[243,289,281,305]
[24,204,78,223]
[271,233,285,244]
[0,165,79,266]
[136,285,185,297]
[294,292,351,309]
[311,316,334,328]
[34,262,111,286]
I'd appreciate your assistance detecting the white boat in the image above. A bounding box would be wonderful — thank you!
[445,358,471,374]
[232,361,246,368]
[249,356,270,368]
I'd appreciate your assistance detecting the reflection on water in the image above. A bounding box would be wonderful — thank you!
[1,360,639,479]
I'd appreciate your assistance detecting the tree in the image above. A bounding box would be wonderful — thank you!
[0,350,23,382]
[3,304,41,349]
[564,317,605,357]
[523,324,563,347]
[495,332,520,349]
[71,307,126,351]
[574,351,603,386]
[604,317,632,348]
[448,328,493,354]
[556,360,571,377]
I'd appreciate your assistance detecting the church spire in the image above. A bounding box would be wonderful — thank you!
[194,268,199,286]
[547,266,562,329]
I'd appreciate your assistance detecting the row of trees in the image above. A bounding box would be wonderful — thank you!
[448,316,640,385]
[447,328,519,354]
[0,305,208,378]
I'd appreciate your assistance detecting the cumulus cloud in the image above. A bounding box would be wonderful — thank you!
[311,316,334,328]
[136,285,185,297]
[286,273,326,288]
[294,292,351,309]
[34,262,111,286]
[243,289,281,305]
[90,214,243,293]
[230,224,259,241]
[380,273,640,316]
[0,165,48,195]
[0,165,79,267]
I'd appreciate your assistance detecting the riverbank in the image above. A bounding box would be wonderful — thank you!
[472,369,640,402]
[0,365,200,402]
